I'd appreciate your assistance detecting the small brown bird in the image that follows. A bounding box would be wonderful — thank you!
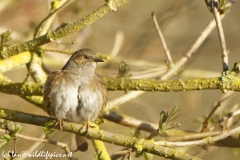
[44,48,107,152]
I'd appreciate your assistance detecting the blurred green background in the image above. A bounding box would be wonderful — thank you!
[1,0,240,159]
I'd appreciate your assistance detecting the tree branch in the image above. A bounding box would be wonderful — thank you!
[0,0,131,58]
[0,52,31,73]
[2,75,240,98]
[91,139,111,160]
[0,107,201,160]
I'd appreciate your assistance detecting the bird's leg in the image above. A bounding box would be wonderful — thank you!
[86,121,89,133]
[54,119,63,131]
[79,121,90,133]
[59,120,63,131]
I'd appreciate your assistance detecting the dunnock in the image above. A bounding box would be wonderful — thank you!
[44,48,107,152]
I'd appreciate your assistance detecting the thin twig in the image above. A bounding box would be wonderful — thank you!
[162,15,226,79]
[213,6,229,71]
[110,31,124,58]
[0,128,72,156]
[110,148,133,160]
[103,111,158,133]
[201,92,239,132]
[151,12,174,66]
[106,91,144,110]
[156,125,240,147]
[209,107,240,131]
[165,131,221,142]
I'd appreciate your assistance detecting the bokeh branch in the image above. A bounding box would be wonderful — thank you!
[0,0,131,58]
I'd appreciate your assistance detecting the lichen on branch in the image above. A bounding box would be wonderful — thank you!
[0,107,201,160]
[1,76,240,99]
[0,0,131,59]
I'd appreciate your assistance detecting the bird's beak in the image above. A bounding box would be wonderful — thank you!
[94,57,104,62]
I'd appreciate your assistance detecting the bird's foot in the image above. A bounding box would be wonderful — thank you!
[55,119,63,131]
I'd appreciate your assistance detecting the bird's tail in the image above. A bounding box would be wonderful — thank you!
[70,133,88,152]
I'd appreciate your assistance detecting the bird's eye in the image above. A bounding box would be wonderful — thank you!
[83,55,89,59]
